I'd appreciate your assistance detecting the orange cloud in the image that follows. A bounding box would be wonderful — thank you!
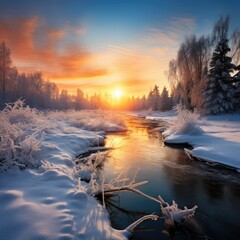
[46,28,65,42]
[0,16,108,81]
[0,16,185,96]
[0,17,39,59]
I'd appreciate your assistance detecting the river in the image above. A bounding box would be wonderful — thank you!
[101,115,240,240]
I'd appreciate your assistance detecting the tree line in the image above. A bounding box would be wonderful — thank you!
[1,16,240,113]
[0,40,172,111]
[0,42,59,109]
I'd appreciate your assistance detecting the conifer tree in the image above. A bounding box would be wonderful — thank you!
[160,86,171,111]
[203,38,236,114]
[148,85,160,111]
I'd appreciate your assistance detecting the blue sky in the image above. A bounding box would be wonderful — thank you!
[0,0,239,95]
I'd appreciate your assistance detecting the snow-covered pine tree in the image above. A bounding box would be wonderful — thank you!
[160,86,171,111]
[147,89,153,110]
[147,85,161,111]
[203,38,236,114]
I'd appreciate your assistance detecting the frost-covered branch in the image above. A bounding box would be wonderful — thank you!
[86,168,198,225]
[86,168,148,196]
[75,151,110,181]
[158,195,198,225]
[125,214,158,232]
[125,188,162,204]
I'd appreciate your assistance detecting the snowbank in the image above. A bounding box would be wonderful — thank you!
[0,102,200,239]
[131,109,176,124]
[0,104,127,240]
[144,109,240,170]
[48,110,126,133]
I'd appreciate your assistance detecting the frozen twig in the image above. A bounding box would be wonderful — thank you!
[158,196,198,225]
[101,175,105,208]
[125,214,158,232]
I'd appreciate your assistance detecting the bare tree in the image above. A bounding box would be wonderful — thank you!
[211,15,230,44]
[0,42,12,108]
[167,35,210,109]
[167,59,179,90]
[231,30,240,65]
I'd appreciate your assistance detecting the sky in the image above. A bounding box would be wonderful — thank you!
[0,0,240,96]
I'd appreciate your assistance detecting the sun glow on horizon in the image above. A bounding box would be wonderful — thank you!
[112,88,123,99]
[108,88,125,108]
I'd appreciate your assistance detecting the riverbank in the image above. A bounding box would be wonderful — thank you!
[0,107,128,240]
[138,110,240,170]
[1,104,240,239]
[101,114,240,240]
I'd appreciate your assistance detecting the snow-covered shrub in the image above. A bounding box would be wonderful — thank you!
[48,110,126,133]
[3,99,39,125]
[169,103,203,135]
[70,110,126,132]
[0,100,43,170]
[75,151,109,181]
[16,132,43,167]
[42,160,76,178]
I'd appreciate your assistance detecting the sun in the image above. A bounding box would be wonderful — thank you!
[113,89,123,99]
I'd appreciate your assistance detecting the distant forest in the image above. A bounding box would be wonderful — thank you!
[1,16,240,113]
[0,40,172,111]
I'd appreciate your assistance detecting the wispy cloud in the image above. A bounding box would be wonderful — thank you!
[0,15,195,95]
[170,17,196,31]
[146,16,196,58]
[0,16,107,79]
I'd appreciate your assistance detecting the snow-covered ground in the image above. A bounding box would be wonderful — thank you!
[0,104,129,240]
[143,109,240,170]
[1,101,237,239]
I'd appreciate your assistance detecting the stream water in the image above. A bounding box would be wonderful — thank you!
[101,116,240,240]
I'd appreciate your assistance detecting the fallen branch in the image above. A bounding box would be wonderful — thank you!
[125,214,158,232]
[158,196,198,225]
